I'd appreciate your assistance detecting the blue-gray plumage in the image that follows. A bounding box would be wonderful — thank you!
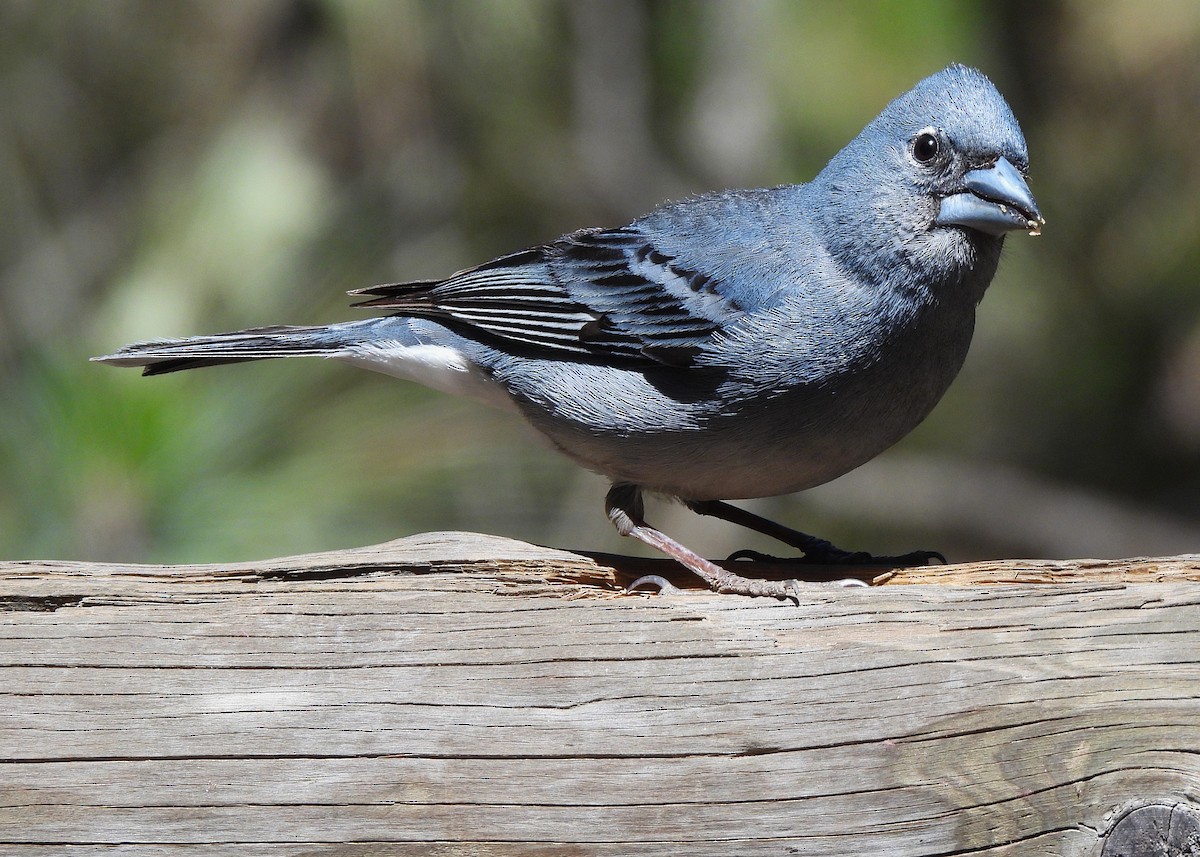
[95,65,1042,599]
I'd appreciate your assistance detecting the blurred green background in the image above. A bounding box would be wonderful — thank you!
[2,0,1198,565]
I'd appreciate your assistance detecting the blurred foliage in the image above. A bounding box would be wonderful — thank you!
[1,0,1198,563]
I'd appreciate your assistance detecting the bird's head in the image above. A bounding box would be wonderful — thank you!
[815,65,1042,297]
[894,64,1042,237]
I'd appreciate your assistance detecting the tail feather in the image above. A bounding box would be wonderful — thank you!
[91,324,344,376]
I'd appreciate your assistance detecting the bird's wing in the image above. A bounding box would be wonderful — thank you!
[349,227,747,368]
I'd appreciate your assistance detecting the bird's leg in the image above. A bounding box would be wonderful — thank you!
[605,484,801,601]
[684,499,944,566]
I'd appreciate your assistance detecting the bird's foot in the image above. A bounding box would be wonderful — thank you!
[609,484,804,602]
[727,545,945,567]
[686,500,945,567]
[626,572,802,604]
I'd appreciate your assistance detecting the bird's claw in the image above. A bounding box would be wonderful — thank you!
[915,550,948,565]
[627,574,683,595]
[780,579,803,605]
[832,577,870,588]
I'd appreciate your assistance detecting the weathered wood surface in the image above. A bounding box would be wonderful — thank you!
[2,532,1199,856]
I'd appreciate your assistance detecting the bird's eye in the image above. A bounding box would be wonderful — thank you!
[912,132,940,163]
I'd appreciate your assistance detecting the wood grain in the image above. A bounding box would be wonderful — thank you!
[1,533,1198,855]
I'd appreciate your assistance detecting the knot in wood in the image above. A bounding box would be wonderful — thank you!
[1101,801,1200,857]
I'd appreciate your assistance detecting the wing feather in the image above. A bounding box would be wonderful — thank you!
[349,227,745,367]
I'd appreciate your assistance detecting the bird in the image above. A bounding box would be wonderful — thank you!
[95,64,1042,600]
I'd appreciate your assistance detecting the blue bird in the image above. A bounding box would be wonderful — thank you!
[95,64,1042,599]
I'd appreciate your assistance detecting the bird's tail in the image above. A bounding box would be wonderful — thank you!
[92,323,360,376]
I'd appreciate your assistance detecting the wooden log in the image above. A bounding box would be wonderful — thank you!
[1,532,1198,855]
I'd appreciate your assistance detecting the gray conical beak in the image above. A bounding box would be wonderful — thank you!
[936,156,1044,236]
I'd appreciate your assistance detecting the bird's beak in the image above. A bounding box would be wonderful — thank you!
[936,156,1044,236]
